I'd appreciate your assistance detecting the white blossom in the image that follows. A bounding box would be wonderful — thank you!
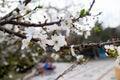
[64,11,73,24]
[23,27,49,50]
[24,27,37,39]
[70,45,77,57]
[73,22,91,38]
[24,27,46,39]
[76,55,84,62]
[84,31,91,39]
[37,35,48,51]
[74,29,83,35]
[38,41,46,51]
[60,21,70,36]
[44,24,60,32]
[49,34,67,51]
[21,37,31,49]
[104,45,109,49]
[18,3,31,15]
[51,53,60,61]
[12,11,18,16]
[104,45,115,50]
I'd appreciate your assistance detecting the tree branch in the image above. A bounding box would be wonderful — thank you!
[24,0,31,6]
[55,62,78,80]
[0,0,31,21]
[0,20,61,27]
[62,39,120,50]
[87,0,95,13]
[0,26,39,42]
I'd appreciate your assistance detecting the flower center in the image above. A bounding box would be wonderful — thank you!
[55,40,58,44]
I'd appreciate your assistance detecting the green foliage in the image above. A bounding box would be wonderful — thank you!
[94,25,101,32]
[37,5,43,8]
[105,48,118,59]
[80,9,86,17]
[110,53,118,59]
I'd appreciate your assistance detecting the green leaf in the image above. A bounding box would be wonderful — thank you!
[80,9,86,17]
[108,50,118,59]
[94,25,101,32]
[109,52,117,59]
[37,5,43,8]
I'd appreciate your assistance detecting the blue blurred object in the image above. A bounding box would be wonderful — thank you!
[43,63,49,70]
[98,47,107,58]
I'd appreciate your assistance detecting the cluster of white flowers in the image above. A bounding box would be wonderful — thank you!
[104,45,120,68]
[21,26,67,51]
[104,45,116,51]
[9,1,97,52]
[105,45,120,54]
[51,53,60,61]
[18,3,31,16]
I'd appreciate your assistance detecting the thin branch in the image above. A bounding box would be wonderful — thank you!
[0,20,61,27]
[24,0,31,6]
[62,40,120,50]
[12,6,38,20]
[55,62,78,80]
[87,0,95,13]
[0,26,39,42]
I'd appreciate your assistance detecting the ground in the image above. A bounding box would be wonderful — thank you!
[31,59,117,80]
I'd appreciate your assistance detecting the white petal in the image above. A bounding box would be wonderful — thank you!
[76,55,83,62]
[46,40,54,46]
[53,45,60,51]
[109,45,114,50]
[38,41,46,51]
[70,45,77,57]
[21,38,30,49]
[104,45,109,49]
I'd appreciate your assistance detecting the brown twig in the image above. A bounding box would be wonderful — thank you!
[62,40,120,50]
[88,0,95,13]
[0,26,39,42]
[0,20,61,27]
[55,62,78,80]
